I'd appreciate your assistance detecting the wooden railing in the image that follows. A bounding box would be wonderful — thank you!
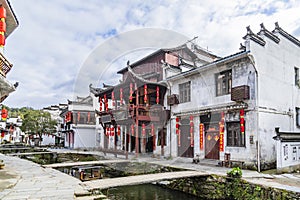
[0,52,13,77]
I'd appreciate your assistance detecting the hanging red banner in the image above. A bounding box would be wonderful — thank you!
[190,116,194,147]
[151,124,156,150]
[120,88,123,105]
[199,123,204,150]
[117,125,121,136]
[156,86,159,104]
[219,112,225,152]
[112,91,115,107]
[144,84,148,104]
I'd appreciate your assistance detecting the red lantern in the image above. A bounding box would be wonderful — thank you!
[0,6,6,19]
[2,108,8,121]
[156,86,160,104]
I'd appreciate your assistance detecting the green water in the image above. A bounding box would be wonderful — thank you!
[105,184,202,200]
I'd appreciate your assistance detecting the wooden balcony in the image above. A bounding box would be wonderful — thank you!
[0,53,13,78]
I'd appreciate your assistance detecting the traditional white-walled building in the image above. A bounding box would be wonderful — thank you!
[60,95,98,149]
[166,22,300,171]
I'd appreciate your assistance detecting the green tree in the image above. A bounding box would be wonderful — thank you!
[20,108,57,146]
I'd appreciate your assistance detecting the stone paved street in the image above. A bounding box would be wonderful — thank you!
[0,153,84,200]
[1,151,300,199]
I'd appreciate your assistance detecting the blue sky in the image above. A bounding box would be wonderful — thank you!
[3,0,300,109]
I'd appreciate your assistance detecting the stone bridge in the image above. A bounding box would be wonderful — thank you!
[80,170,208,191]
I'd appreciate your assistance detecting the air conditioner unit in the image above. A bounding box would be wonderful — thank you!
[231,85,250,101]
[167,94,179,105]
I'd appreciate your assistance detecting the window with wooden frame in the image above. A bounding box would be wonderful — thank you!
[226,121,245,147]
[179,81,191,103]
[216,70,232,96]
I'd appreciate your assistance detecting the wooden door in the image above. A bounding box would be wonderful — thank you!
[178,119,194,158]
[205,129,220,159]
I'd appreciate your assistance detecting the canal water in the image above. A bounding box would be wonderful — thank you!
[105,184,202,200]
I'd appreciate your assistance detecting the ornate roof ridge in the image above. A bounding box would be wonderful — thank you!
[272,22,300,48]
[257,23,280,44]
[243,25,266,46]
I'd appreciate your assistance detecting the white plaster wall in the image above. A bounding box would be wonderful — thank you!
[250,36,300,129]
[278,141,300,168]
[73,127,98,149]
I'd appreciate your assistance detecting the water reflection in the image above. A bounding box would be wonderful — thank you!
[106,184,202,200]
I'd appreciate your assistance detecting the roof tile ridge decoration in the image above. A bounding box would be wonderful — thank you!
[257,23,280,44]
[272,22,300,48]
[243,25,266,46]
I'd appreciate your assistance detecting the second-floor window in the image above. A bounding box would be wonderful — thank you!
[179,81,191,103]
[216,70,232,96]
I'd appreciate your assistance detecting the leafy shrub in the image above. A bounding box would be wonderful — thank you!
[227,167,242,178]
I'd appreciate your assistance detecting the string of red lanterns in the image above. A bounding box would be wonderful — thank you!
[144,84,148,105]
[156,86,159,104]
[0,5,6,47]
[99,97,102,111]
[240,109,245,134]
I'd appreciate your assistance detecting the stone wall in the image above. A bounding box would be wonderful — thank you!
[158,175,300,200]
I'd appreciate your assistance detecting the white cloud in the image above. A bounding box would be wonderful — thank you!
[3,0,300,109]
